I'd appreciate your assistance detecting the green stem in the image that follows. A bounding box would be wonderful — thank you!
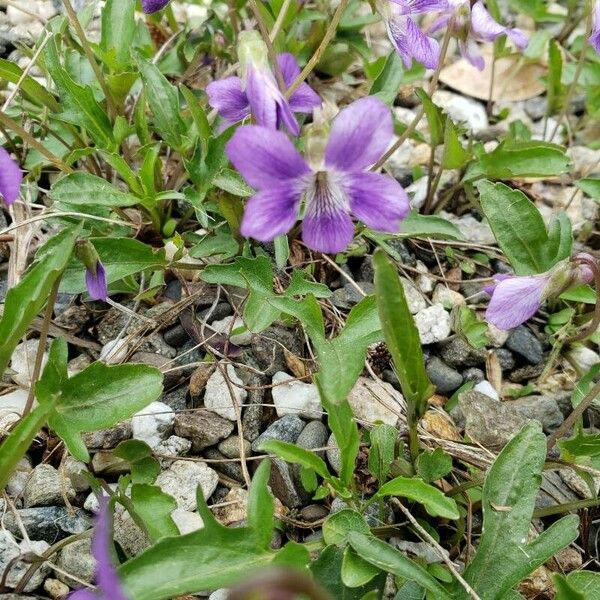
[284,0,349,98]
[533,496,600,518]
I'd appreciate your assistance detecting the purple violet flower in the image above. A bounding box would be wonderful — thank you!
[226,96,410,254]
[69,496,127,600]
[0,146,23,205]
[141,0,171,13]
[431,0,528,70]
[85,262,108,302]
[380,0,449,69]
[485,255,595,330]
[207,52,320,135]
[590,1,600,53]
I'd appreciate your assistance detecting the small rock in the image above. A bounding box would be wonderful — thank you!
[171,508,204,534]
[0,390,29,439]
[348,377,404,426]
[296,421,328,458]
[566,345,600,372]
[458,390,529,448]
[0,531,50,592]
[131,401,175,449]
[509,363,544,383]
[509,396,563,433]
[487,323,509,347]
[252,414,305,452]
[250,326,302,376]
[113,509,151,556]
[271,371,322,419]
[23,464,75,507]
[5,456,32,498]
[473,380,499,401]
[210,316,252,346]
[44,578,70,599]
[567,145,600,178]
[391,539,449,564]
[82,422,132,449]
[154,435,192,460]
[431,284,465,308]
[548,546,583,573]
[212,487,248,525]
[208,589,230,600]
[10,339,47,387]
[63,456,90,493]
[174,410,234,452]
[300,504,329,522]
[400,277,427,314]
[189,363,216,401]
[270,458,306,508]
[161,386,188,411]
[326,433,342,474]
[432,90,489,133]
[204,365,248,421]
[415,261,434,294]
[91,451,129,475]
[3,506,91,545]
[439,211,495,245]
[162,324,189,347]
[56,539,94,587]
[218,435,251,459]
[204,448,245,483]
[518,566,552,599]
[421,410,461,441]
[155,460,219,510]
[506,326,544,364]
[426,357,463,394]
[440,338,487,368]
[415,304,452,344]
[496,348,515,371]
[462,367,485,383]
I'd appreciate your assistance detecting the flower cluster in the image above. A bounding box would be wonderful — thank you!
[226,97,410,254]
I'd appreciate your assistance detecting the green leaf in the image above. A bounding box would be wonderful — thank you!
[114,440,160,484]
[441,119,471,169]
[368,424,397,483]
[347,532,452,599]
[564,571,600,597]
[101,0,135,71]
[560,433,600,457]
[376,476,459,519]
[136,55,186,151]
[60,238,167,294]
[323,509,370,546]
[0,58,59,110]
[119,469,309,599]
[0,405,53,490]
[130,484,179,540]
[456,423,579,599]
[47,362,163,461]
[477,180,571,275]
[547,39,564,115]
[247,460,274,548]
[311,545,385,600]
[213,169,254,197]
[0,227,78,377]
[44,36,114,149]
[415,448,453,483]
[260,440,331,482]
[370,52,404,105]
[373,250,432,408]
[577,177,600,200]
[180,85,212,148]
[415,88,444,146]
[473,141,569,179]
[397,212,464,240]
[342,546,380,588]
[49,173,141,207]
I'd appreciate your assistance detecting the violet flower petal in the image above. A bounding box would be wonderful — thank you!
[470,1,527,48]
[85,262,108,302]
[459,38,485,70]
[302,207,354,254]
[483,272,511,296]
[0,146,22,205]
[404,16,440,69]
[345,171,410,231]
[389,0,449,15]
[141,0,171,13]
[68,591,98,600]
[246,67,299,135]
[277,54,321,113]
[324,97,393,172]
[206,77,250,124]
[92,497,128,600]
[226,125,310,189]
[485,275,548,330]
[240,182,302,242]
